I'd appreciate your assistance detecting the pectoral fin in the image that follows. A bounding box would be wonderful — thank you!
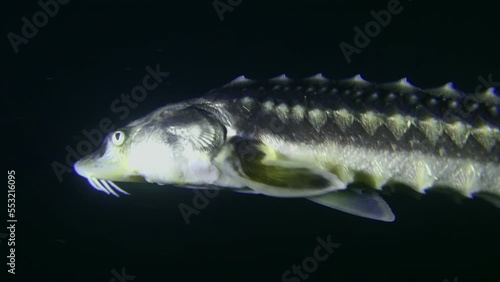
[214,137,346,197]
[308,189,395,222]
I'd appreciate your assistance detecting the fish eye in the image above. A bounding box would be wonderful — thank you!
[111,131,126,146]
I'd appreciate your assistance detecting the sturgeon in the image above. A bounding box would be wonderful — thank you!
[74,74,500,222]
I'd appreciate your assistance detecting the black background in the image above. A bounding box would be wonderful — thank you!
[2,0,500,281]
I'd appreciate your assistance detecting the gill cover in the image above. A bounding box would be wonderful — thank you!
[158,106,227,153]
[125,106,227,186]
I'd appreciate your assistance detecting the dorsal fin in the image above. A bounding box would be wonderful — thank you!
[269,74,292,84]
[425,82,462,99]
[475,87,500,104]
[337,74,370,89]
[345,74,368,84]
[221,75,495,109]
[353,74,365,82]
[303,73,329,85]
[223,75,255,88]
[382,77,420,93]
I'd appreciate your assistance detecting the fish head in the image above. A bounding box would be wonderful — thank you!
[74,127,143,183]
[74,105,227,195]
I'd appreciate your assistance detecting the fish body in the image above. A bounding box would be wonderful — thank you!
[74,74,500,222]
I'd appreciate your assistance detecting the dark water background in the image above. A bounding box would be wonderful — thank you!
[3,0,500,281]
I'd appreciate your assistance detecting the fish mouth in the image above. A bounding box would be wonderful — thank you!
[74,157,144,197]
